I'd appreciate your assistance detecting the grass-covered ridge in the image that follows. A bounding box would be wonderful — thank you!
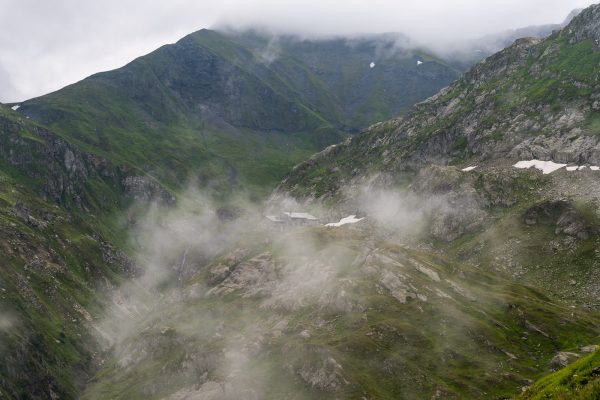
[18,29,460,197]
[518,349,600,399]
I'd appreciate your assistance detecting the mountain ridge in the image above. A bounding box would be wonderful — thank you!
[277,4,600,200]
[273,3,600,310]
[16,29,461,197]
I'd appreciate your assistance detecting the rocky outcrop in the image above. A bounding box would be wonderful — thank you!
[0,113,111,206]
[523,200,596,240]
[549,351,580,370]
[567,4,600,45]
[122,175,174,204]
[0,110,172,208]
[284,345,348,392]
[208,252,277,297]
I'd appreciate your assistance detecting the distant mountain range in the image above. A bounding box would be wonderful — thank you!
[442,7,584,68]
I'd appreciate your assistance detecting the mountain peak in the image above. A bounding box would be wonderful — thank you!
[562,8,584,25]
[565,2,600,45]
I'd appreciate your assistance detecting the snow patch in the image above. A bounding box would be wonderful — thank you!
[283,212,318,221]
[11,105,20,111]
[566,165,598,171]
[461,166,477,172]
[369,62,376,68]
[325,215,364,228]
[513,160,566,174]
[265,215,284,223]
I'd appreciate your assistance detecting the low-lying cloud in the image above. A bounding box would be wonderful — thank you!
[82,166,520,396]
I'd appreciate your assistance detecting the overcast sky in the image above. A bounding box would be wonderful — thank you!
[0,0,595,102]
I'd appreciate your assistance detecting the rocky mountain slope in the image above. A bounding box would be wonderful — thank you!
[279,5,600,197]
[275,4,600,309]
[0,105,136,398]
[15,30,459,197]
[79,217,600,400]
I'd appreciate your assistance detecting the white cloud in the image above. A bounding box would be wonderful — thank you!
[0,0,594,102]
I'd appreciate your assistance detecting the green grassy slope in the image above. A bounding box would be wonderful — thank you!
[0,105,134,399]
[517,350,600,399]
[0,175,129,399]
[17,29,460,197]
[233,31,461,129]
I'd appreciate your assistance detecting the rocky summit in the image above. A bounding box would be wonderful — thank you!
[1,3,600,400]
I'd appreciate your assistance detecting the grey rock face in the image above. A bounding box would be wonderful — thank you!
[208,252,277,297]
[0,116,91,205]
[549,351,580,370]
[523,201,595,240]
[285,345,348,392]
[122,175,174,203]
[567,4,600,46]
[0,112,173,208]
[581,344,598,353]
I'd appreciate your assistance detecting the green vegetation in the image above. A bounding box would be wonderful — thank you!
[0,172,124,398]
[519,38,600,108]
[518,350,600,400]
[19,29,460,198]
[451,136,468,152]
[0,105,132,398]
